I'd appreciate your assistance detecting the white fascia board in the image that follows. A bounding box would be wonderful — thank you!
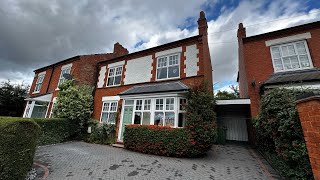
[108,61,125,68]
[216,99,251,105]
[102,96,121,101]
[25,93,53,102]
[38,71,46,76]
[119,91,187,99]
[155,47,182,57]
[265,32,311,46]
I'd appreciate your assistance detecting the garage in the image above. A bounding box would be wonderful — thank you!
[216,99,251,142]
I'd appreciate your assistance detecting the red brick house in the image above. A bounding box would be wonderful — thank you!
[237,21,320,117]
[93,11,212,142]
[23,11,213,143]
[23,43,128,118]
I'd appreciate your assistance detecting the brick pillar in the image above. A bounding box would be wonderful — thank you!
[296,92,320,180]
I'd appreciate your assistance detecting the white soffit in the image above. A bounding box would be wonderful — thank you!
[38,71,46,76]
[25,93,53,102]
[216,99,251,105]
[61,63,73,69]
[102,96,120,101]
[108,61,125,68]
[265,32,311,46]
[155,47,182,57]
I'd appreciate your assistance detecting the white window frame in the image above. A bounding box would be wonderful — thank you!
[270,40,313,73]
[106,66,123,87]
[156,53,180,81]
[132,99,152,125]
[49,97,57,118]
[33,72,46,93]
[57,65,72,88]
[177,98,187,128]
[100,101,118,124]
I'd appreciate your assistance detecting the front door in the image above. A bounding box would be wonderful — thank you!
[119,100,134,141]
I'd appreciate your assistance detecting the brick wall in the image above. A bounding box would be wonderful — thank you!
[239,23,320,117]
[296,95,320,180]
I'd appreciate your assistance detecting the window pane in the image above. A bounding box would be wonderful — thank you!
[110,102,117,111]
[168,66,179,78]
[169,55,179,66]
[109,68,114,76]
[154,112,164,126]
[165,112,175,127]
[287,45,295,56]
[290,56,300,69]
[109,112,117,124]
[107,77,114,86]
[134,112,142,124]
[299,55,310,67]
[116,67,122,75]
[296,42,307,54]
[180,98,187,111]
[114,75,121,85]
[281,46,289,56]
[283,57,291,70]
[157,68,167,79]
[144,99,151,110]
[271,47,281,58]
[273,58,283,71]
[101,112,108,123]
[136,100,142,110]
[178,113,186,127]
[142,112,151,125]
[156,99,163,110]
[103,102,110,111]
[125,100,134,105]
[166,98,174,110]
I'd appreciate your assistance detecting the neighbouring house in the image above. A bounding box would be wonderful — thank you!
[93,11,212,143]
[237,21,320,118]
[23,43,128,118]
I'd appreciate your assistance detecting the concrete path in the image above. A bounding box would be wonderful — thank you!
[34,141,279,180]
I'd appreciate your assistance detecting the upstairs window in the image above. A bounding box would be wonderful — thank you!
[107,66,122,86]
[34,73,45,93]
[270,41,313,72]
[101,101,118,124]
[156,54,180,80]
[58,67,71,86]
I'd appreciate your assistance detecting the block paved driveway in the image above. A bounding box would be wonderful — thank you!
[34,141,279,180]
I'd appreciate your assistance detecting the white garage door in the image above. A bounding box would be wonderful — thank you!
[221,117,248,141]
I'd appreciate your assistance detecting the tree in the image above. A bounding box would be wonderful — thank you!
[215,85,240,100]
[53,80,94,132]
[0,80,29,117]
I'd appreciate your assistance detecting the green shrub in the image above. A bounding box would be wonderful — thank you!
[124,125,192,157]
[124,84,217,157]
[0,117,40,180]
[86,121,116,145]
[254,88,313,179]
[33,118,79,146]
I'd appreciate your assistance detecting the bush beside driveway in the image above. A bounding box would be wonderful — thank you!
[34,141,279,180]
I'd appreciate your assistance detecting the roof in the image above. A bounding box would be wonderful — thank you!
[25,93,52,102]
[98,35,201,65]
[34,53,113,72]
[119,81,189,96]
[263,68,320,86]
[243,21,320,43]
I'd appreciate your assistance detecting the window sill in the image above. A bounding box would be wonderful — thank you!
[106,84,121,88]
[155,76,180,81]
[274,67,314,73]
[32,91,40,94]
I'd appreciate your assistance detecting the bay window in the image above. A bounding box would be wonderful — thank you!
[270,41,313,72]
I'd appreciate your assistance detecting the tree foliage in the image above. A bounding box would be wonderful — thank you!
[0,80,29,117]
[215,85,239,100]
[254,88,312,179]
[53,80,94,131]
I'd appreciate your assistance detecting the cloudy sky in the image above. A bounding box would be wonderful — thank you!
[0,0,319,91]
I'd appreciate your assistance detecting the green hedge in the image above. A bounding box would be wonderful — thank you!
[86,122,116,145]
[0,117,40,180]
[254,88,313,179]
[124,125,193,157]
[34,118,79,145]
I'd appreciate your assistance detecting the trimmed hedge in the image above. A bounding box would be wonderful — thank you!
[254,88,313,179]
[0,117,40,180]
[86,122,116,145]
[124,125,191,157]
[34,118,79,145]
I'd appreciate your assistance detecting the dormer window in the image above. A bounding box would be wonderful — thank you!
[107,66,122,87]
[156,54,180,80]
[270,40,313,72]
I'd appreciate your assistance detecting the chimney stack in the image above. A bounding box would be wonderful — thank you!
[198,11,208,36]
[113,42,129,57]
[237,23,246,40]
